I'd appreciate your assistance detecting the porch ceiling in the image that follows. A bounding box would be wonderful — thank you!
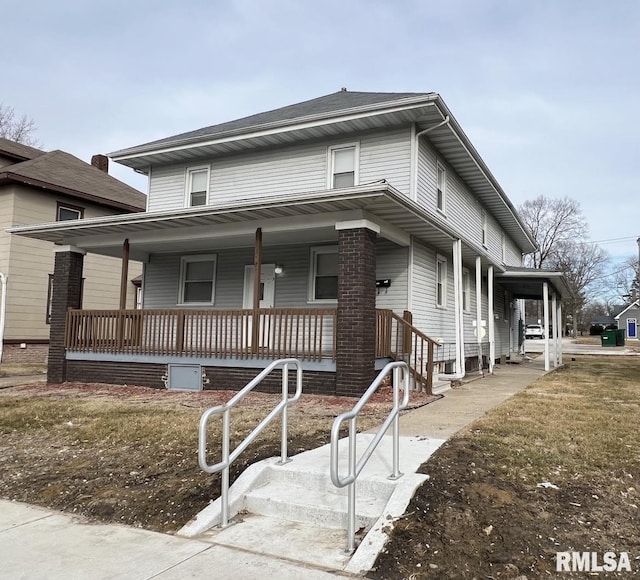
[8,184,501,268]
[496,267,573,301]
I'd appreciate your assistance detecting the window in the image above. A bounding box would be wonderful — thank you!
[327,144,359,188]
[57,202,83,221]
[481,209,488,247]
[45,274,54,324]
[436,255,447,308]
[309,246,338,301]
[436,162,446,213]
[462,268,470,312]
[178,255,216,304]
[185,166,210,207]
[501,231,506,263]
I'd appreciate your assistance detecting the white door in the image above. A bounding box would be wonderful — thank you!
[243,264,275,309]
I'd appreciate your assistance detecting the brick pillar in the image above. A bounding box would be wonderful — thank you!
[48,247,85,384]
[335,226,377,397]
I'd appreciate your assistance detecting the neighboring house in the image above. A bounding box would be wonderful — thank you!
[0,138,146,363]
[11,91,569,393]
[615,300,639,340]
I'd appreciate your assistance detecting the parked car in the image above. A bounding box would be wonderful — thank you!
[525,324,545,339]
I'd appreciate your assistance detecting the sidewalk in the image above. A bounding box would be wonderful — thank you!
[0,359,548,579]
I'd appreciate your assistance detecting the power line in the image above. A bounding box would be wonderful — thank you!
[589,235,639,245]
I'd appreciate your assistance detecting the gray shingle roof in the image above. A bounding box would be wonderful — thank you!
[0,138,46,162]
[0,149,146,211]
[118,90,433,153]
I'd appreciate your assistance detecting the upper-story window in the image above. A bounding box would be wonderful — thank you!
[327,143,359,189]
[309,246,338,302]
[501,231,506,263]
[436,254,447,308]
[481,209,488,247]
[436,161,446,213]
[57,202,84,221]
[185,166,210,207]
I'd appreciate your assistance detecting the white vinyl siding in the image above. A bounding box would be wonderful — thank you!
[146,127,413,212]
[462,268,470,312]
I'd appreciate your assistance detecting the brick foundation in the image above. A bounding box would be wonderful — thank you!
[1,342,49,364]
[65,360,337,395]
[335,227,377,397]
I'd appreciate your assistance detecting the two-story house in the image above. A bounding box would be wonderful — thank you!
[0,138,145,363]
[10,91,569,393]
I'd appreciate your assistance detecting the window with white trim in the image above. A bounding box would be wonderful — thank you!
[481,209,488,247]
[436,255,447,308]
[57,202,83,221]
[501,231,506,263]
[462,267,470,312]
[327,144,359,189]
[178,254,217,304]
[436,161,446,213]
[185,166,210,207]
[309,246,338,301]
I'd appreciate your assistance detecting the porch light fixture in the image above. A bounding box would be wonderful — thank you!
[274,265,284,275]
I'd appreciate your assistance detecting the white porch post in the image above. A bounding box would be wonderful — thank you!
[552,291,558,368]
[543,281,550,371]
[475,256,482,374]
[452,239,464,375]
[558,302,563,366]
[488,266,495,374]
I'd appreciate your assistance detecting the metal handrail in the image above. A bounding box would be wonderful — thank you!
[198,358,303,527]
[330,361,410,553]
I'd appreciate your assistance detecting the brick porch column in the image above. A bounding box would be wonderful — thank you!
[48,246,85,384]
[335,221,379,397]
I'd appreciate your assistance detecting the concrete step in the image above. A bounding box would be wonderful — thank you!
[200,513,353,571]
[243,476,389,530]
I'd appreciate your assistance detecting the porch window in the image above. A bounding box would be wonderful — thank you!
[327,143,359,188]
[436,161,446,213]
[185,166,210,207]
[462,267,470,312]
[178,255,217,305]
[436,255,447,308]
[310,246,338,301]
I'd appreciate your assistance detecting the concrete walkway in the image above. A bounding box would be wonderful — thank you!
[0,374,46,389]
[0,359,548,579]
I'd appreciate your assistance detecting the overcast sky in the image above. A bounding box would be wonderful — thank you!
[2,0,638,262]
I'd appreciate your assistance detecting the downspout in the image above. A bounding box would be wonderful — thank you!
[439,239,466,381]
[488,266,495,373]
[411,116,451,201]
[0,273,6,363]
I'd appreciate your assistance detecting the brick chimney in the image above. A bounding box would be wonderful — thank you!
[91,154,109,173]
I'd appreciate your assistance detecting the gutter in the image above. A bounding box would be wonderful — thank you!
[0,273,6,363]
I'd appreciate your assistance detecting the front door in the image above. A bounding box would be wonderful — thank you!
[628,318,637,339]
[243,264,276,308]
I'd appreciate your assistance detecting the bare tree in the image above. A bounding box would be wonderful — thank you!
[548,241,610,336]
[611,256,639,302]
[0,104,39,146]
[518,196,587,269]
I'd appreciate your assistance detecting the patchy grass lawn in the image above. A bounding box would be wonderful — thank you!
[0,382,435,533]
[370,356,640,579]
[0,362,47,377]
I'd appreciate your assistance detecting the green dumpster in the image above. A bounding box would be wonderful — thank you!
[601,329,616,347]
[616,329,626,346]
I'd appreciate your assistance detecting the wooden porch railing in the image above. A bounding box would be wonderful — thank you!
[66,308,337,362]
[375,309,437,395]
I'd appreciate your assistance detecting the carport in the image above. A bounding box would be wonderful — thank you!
[496,267,573,371]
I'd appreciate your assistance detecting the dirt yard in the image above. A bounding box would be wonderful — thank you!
[0,381,436,533]
[370,356,640,579]
[1,357,639,578]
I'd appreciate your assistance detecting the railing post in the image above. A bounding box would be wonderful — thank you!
[426,340,434,395]
[402,310,412,357]
[221,409,231,527]
[277,363,291,465]
[389,365,402,480]
[176,310,185,352]
[347,416,357,554]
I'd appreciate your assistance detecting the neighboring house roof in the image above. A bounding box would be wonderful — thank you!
[614,300,639,320]
[0,149,146,212]
[590,316,615,325]
[0,137,46,162]
[109,90,537,253]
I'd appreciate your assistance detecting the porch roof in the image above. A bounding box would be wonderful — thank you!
[495,267,573,301]
[9,184,503,268]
